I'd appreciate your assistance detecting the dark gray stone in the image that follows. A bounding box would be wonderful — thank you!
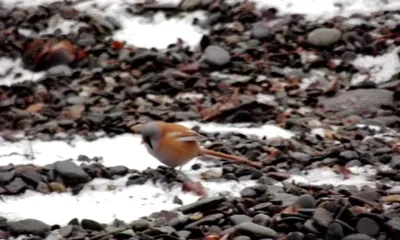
[0,171,15,184]
[176,196,225,214]
[237,222,277,238]
[295,194,317,208]
[204,45,231,66]
[313,208,333,228]
[54,160,90,184]
[4,177,27,194]
[230,214,252,225]
[342,233,373,240]
[7,218,50,236]
[251,22,271,39]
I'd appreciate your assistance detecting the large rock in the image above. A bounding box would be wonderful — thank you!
[7,219,50,236]
[54,160,90,184]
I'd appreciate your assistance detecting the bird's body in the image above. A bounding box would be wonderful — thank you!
[131,121,262,169]
[141,122,201,167]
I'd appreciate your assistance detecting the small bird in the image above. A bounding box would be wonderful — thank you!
[131,121,262,170]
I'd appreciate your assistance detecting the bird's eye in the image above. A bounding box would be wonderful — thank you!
[144,136,153,149]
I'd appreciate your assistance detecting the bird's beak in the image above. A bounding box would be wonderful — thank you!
[130,124,143,134]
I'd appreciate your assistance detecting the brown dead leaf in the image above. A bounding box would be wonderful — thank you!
[281,204,299,214]
[110,40,125,50]
[26,103,45,113]
[351,206,368,215]
[381,195,400,203]
[182,181,207,197]
[62,105,85,120]
[204,234,221,240]
[333,165,352,179]
[267,147,280,158]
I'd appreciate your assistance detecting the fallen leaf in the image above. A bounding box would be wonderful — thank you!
[75,49,87,60]
[204,234,221,240]
[351,206,368,215]
[110,40,125,49]
[267,147,280,158]
[381,195,400,203]
[333,165,352,179]
[62,105,85,120]
[26,103,45,113]
[281,204,299,214]
[182,181,207,197]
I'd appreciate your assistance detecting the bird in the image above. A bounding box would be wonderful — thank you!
[130,121,263,170]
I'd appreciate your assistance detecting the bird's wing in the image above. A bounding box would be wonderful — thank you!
[167,130,207,142]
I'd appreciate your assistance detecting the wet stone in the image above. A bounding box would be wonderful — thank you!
[230,214,252,225]
[295,194,317,208]
[4,177,27,194]
[176,196,225,214]
[7,219,50,236]
[313,207,333,228]
[204,45,231,66]
[342,233,374,240]
[240,187,257,198]
[251,21,271,39]
[237,222,278,238]
[0,171,15,184]
[356,217,380,236]
[81,219,104,231]
[289,152,311,163]
[326,222,344,240]
[54,160,90,184]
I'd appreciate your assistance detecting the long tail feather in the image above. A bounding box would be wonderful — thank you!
[200,148,262,169]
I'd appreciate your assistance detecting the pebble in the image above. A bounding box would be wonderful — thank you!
[237,222,278,238]
[0,2,399,240]
[7,219,50,236]
[307,27,342,46]
[204,45,231,66]
[54,160,91,184]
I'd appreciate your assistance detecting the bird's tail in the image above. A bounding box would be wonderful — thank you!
[200,148,262,169]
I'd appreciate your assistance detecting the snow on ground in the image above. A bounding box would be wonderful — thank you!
[351,46,400,85]
[227,0,400,21]
[0,58,45,86]
[0,122,383,224]
[0,0,398,226]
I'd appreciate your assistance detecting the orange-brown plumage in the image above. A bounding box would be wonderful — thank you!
[131,121,262,169]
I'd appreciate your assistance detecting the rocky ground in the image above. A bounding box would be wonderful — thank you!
[0,0,400,239]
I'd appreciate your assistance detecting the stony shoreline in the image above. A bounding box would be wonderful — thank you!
[0,0,400,239]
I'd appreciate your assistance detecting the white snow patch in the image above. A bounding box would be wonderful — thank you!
[0,169,256,225]
[287,165,377,187]
[0,122,293,167]
[227,0,400,21]
[351,47,400,85]
[0,58,45,86]
[180,121,295,139]
[73,1,207,49]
